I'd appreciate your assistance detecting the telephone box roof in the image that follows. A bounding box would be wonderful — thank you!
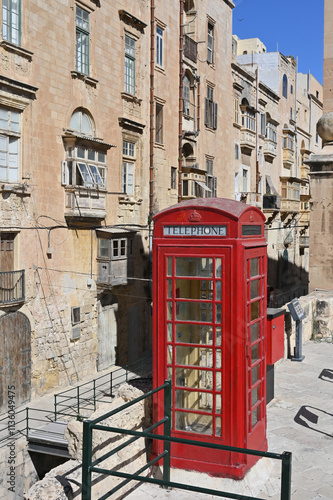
[153,197,265,222]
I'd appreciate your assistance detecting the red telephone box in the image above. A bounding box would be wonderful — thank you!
[153,198,267,479]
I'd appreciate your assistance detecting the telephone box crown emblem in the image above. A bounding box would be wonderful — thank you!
[188,210,201,222]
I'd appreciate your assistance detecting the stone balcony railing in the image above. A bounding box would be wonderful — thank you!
[280,198,300,212]
[263,139,277,160]
[240,129,256,152]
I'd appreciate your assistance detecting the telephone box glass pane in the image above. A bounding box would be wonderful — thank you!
[167,279,172,298]
[250,258,259,277]
[251,407,259,427]
[216,350,222,369]
[216,394,221,413]
[167,366,173,382]
[176,302,212,322]
[175,279,212,299]
[175,257,213,277]
[167,257,172,276]
[216,371,222,391]
[250,322,259,343]
[216,417,222,436]
[251,300,260,320]
[176,346,214,367]
[167,345,173,363]
[251,344,260,363]
[175,324,213,344]
[167,302,173,320]
[216,327,221,345]
[167,323,173,341]
[175,368,213,389]
[215,258,222,277]
[216,282,222,301]
[251,386,260,406]
[216,303,222,323]
[175,412,213,435]
[251,364,260,385]
[250,279,260,299]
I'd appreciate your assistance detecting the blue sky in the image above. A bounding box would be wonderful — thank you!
[233,0,324,84]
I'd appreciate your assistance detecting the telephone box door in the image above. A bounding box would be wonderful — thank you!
[156,247,232,471]
[244,248,267,452]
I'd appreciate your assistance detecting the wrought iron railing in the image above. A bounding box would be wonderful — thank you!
[82,381,292,500]
[0,269,25,304]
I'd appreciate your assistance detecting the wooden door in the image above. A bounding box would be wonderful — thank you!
[0,312,31,414]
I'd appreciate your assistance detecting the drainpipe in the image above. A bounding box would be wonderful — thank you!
[255,67,260,201]
[197,75,200,134]
[149,0,155,216]
[294,57,298,178]
[308,70,312,151]
[178,0,184,202]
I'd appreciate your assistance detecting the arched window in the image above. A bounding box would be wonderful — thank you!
[70,109,94,136]
[282,74,288,99]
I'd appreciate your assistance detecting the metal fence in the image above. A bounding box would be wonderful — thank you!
[82,380,292,500]
[54,356,152,420]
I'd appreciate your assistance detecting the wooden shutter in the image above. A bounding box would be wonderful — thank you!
[213,102,218,129]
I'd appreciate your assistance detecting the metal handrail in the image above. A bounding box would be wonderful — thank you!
[82,381,292,500]
[54,356,152,420]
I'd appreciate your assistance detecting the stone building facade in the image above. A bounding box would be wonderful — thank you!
[233,39,322,305]
[0,0,236,410]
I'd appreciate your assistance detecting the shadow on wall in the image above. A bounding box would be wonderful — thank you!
[267,254,309,307]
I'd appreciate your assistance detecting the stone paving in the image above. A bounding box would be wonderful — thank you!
[122,341,333,500]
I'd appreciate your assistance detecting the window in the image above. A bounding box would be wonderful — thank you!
[0,108,20,182]
[156,26,163,67]
[69,109,94,135]
[205,86,217,129]
[235,143,239,160]
[234,98,239,124]
[183,75,191,116]
[266,121,277,143]
[283,133,294,150]
[241,107,255,132]
[71,306,81,325]
[290,107,293,121]
[125,34,136,95]
[316,90,319,99]
[242,169,248,192]
[290,84,293,95]
[260,113,266,136]
[155,102,163,143]
[63,146,106,187]
[282,74,288,98]
[76,6,90,75]
[122,140,135,195]
[207,22,214,64]
[2,0,21,45]
[206,158,216,198]
[171,167,177,189]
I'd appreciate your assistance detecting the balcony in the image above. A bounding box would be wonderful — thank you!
[240,129,256,154]
[263,139,277,161]
[64,187,106,220]
[263,194,281,210]
[184,35,197,63]
[283,148,294,167]
[280,199,300,213]
[97,259,134,288]
[0,270,25,305]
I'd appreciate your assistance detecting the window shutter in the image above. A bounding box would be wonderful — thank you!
[204,98,209,126]
[213,102,218,129]
[213,176,217,197]
[62,160,69,185]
